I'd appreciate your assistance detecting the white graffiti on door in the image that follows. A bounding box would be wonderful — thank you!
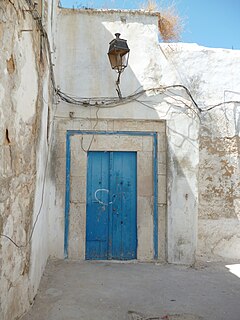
[94,188,129,206]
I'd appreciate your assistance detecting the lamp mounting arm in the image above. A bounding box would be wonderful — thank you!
[116,71,122,99]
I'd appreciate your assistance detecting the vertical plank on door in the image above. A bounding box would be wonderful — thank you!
[111,152,137,260]
[86,152,109,259]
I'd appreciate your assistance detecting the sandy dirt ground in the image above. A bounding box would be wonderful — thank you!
[21,260,240,320]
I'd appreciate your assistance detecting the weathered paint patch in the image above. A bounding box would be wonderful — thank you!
[6,55,15,75]
[199,136,239,220]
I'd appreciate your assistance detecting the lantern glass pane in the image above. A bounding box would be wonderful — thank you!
[108,51,129,71]
[121,52,129,68]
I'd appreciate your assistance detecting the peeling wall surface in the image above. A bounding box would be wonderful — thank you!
[199,111,240,260]
[159,43,240,261]
[0,1,54,319]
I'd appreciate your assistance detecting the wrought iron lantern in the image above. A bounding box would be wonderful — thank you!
[108,33,130,99]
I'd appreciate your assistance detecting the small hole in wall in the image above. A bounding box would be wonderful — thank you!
[6,54,15,74]
[5,129,11,144]
[120,16,126,23]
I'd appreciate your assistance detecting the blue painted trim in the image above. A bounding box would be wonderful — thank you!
[153,133,158,259]
[64,133,71,258]
[65,130,159,259]
[67,130,156,137]
[108,152,113,259]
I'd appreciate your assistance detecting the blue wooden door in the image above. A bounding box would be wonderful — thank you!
[86,151,137,260]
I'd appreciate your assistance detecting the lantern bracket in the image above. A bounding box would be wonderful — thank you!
[116,71,122,99]
[107,33,130,99]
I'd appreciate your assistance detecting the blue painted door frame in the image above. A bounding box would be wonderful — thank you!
[64,130,158,260]
[86,151,137,260]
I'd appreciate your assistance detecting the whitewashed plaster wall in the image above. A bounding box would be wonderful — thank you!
[159,43,240,261]
[0,1,54,319]
[52,9,199,265]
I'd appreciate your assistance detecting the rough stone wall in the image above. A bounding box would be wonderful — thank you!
[0,1,53,319]
[159,43,240,261]
[198,104,240,260]
[200,113,239,219]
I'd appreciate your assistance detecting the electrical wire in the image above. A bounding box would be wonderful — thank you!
[22,0,57,91]
[0,101,58,249]
[57,85,240,115]
[80,107,100,152]
[56,88,145,108]
[0,0,57,249]
[201,100,240,112]
[56,85,202,119]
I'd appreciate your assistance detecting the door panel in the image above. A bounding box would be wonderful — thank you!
[111,152,137,259]
[86,151,137,260]
[86,152,109,259]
